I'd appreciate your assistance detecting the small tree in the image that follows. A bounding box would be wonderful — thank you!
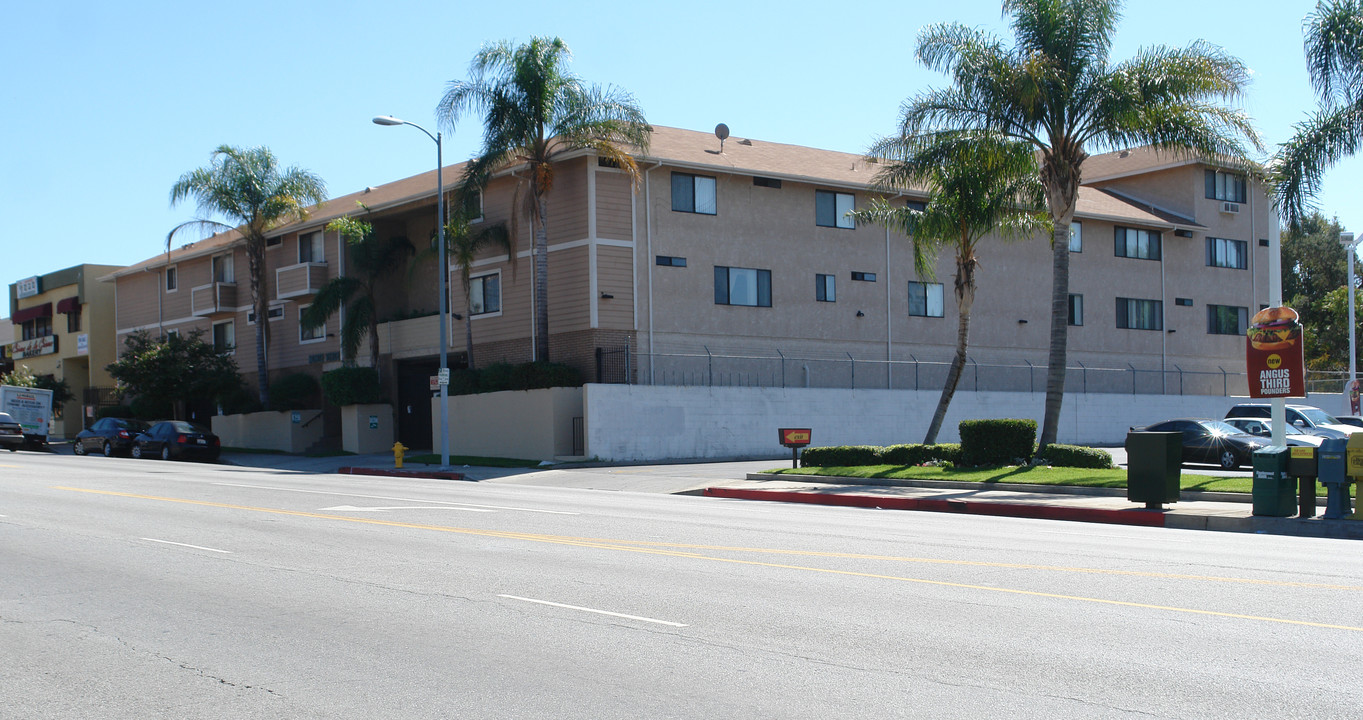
[424,197,512,370]
[1,365,74,405]
[106,330,241,420]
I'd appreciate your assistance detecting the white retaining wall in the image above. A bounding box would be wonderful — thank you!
[583,384,1347,462]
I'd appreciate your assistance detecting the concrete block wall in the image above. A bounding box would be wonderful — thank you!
[582,384,1348,462]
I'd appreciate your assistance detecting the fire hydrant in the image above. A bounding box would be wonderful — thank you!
[392,441,408,468]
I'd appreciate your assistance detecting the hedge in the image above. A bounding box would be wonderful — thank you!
[880,443,962,465]
[321,367,382,406]
[1034,444,1114,469]
[959,419,1036,466]
[269,372,320,411]
[448,361,582,396]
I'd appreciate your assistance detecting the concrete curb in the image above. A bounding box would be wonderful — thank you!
[337,467,467,481]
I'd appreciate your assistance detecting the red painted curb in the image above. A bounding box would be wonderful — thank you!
[337,467,466,481]
[702,487,1166,528]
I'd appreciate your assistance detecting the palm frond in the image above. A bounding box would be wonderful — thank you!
[1273,101,1363,226]
[1305,1,1363,103]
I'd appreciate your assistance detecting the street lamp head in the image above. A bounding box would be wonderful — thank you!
[1342,231,1356,247]
[372,115,404,126]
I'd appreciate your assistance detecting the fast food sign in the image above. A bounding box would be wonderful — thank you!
[1245,306,1305,398]
[779,428,812,448]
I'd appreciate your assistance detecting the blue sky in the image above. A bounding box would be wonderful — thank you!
[2,0,1352,314]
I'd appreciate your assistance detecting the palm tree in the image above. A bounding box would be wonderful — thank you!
[1274,1,1363,227]
[300,208,414,375]
[898,0,1260,447]
[169,145,327,406]
[854,132,1048,444]
[443,203,513,370]
[436,36,651,362]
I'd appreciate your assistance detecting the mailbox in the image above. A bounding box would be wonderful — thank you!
[1251,446,1294,517]
[1288,446,1319,519]
[1317,438,1354,520]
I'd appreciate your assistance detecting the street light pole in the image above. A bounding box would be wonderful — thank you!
[374,115,449,467]
[1343,231,1358,416]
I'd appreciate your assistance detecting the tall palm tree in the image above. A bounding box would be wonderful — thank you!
[1275,1,1363,227]
[169,145,327,406]
[300,209,414,375]
[898,0,1260,447]
[443,204,512,370]
[855,132,1049,444]
[436,36,651,362]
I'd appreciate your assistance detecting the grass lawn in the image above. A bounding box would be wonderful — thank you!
[406,453,543,469]
[766,464,1298,495]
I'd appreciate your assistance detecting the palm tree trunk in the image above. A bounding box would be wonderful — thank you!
[465,291,477,371]
[1039,220,1071,448]
[533,194,550,362]
[924,252,975,444]
[248,237,270,407]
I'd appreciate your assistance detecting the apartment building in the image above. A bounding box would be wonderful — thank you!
[7,264,123,437]
[109,125,1269,448]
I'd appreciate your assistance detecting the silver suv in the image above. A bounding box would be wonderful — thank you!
[1224,403,1358,439]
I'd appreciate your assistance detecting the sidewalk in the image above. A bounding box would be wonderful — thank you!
[214,450,1363,541]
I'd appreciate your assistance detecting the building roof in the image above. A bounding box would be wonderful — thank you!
[106,127,1202,280]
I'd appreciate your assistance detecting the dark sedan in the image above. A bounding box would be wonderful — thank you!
[0,412,23,452]
[1134,418,1268,470]
[131,420,221,462]
[72,418,151,457]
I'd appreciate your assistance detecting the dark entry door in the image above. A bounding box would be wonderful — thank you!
[396,359,439,451]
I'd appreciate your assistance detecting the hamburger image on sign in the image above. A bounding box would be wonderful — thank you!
[1247,306,1301,352]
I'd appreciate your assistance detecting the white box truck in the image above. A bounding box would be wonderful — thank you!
[0,385,54,448]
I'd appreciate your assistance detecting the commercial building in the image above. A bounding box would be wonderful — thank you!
[108,126,1269,449]
[7,264,123,438]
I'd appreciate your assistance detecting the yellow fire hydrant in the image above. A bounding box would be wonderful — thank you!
[392,441,408,468]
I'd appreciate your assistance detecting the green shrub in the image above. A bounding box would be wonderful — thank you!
[880,443,962,465]
[96,405,134,419]
[321,367,382,406]
[219,385,264,415]
[1035,444,1114,469]
[448,361,583,396]
[799,445,884,467]
[269,372,320,411]
[959,419,1037,466]
[446,368,480,396]
[129,395,171,420]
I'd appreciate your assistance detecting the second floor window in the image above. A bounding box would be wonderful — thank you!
[469,272,501,315]
[1207,237,1247,269]
[672,173,716,215]
[1114,227,1161,260]
[1205,170,1247,203]
[299,231,325,263]
[21,316,52,340]
[1069,221,1083,252]
[1208,304,1249,335]
[1116,297,1163,330]
[212,253,234,283]
[715,266,772,307]
[909,281,944,317]
[213,321,235,354]
[815,190,855,229]
[166,266,177,292]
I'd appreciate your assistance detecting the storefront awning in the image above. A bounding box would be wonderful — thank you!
[11,303,51,324]
[56,297,80,314]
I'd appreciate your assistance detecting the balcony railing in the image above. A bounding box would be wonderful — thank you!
[276,262,328,300]
[190,282,237,317]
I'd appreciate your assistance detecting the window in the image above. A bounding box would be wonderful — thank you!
[1116,298,1163,330]
[66,308,81,333]
[1175,297,1194,307]
[212,321,235,353]
[815,190,855,229]
[714,266,772,307]
[1069,221,1083,252]
[299,305,325,343]
[469,272,501,315]
[21,316,52,340]
[212,253,234,283]
[1208,305,1249,335]
[266,236,282,248]
[247,305,284,324]
[298,231,325,264]
[672,173,716,214]
[1205,170,1247,203]
[753,176,782,188]
[166,266,177,292]
[1068,294,1083,326]
[1114,226,1161,260]
[851,271,876,282]
[908,282,944,317]
[455,190,484,223]
[816,274,836,302]
[656,256,687,267]
[1207,237,1248,269]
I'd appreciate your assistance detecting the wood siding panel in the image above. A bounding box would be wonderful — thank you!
[597,245,634,330]
[596,171,633,240]
[546,158,589,243]
[548,246,590,332]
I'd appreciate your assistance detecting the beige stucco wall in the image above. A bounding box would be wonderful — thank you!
[437,386,583,460]
[341,403,395,455]
[211,409,324,452]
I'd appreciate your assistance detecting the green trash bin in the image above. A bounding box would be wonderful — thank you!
[1126,431,1181,509]
[1251,446,1295,517]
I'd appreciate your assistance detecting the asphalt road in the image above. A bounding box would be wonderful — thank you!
[4,450,1362,719]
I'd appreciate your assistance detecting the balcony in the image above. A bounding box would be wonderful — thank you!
[276,262,328,300]
[191,282,237,317]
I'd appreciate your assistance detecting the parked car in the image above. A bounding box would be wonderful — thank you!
[1221,417,1325,447]
[1333,415,1363,429]
[72,417,151,457]
[0,412,24,452]
[131,420,221,462]
[1224,403,1359,439]
[1133,418,1269,469]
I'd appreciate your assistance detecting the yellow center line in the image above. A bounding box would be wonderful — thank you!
[55,486,1363,633]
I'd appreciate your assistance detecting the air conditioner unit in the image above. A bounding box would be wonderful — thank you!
[1221,202,1240,214]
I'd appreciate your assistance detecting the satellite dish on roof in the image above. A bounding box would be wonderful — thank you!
[715,123,729,152]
